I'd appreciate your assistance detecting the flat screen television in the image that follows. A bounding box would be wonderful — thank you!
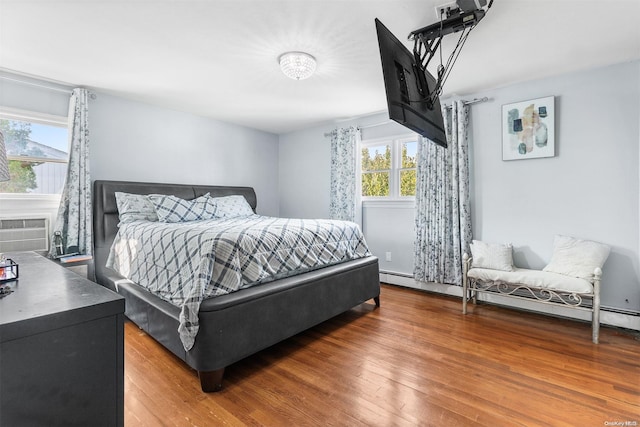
[375,18,447,148]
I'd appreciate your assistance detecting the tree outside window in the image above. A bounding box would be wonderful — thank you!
[0,118,68,194]
[400,141,417,196]
[362,144,391,197]
[361,136,417,198]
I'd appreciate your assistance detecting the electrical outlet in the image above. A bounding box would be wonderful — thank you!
[385,252,392,262]
[435,1,458,19]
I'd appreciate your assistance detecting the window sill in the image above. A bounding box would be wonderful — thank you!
[362,199,415,209]
[0,193,62,202]
[0,194,61,217]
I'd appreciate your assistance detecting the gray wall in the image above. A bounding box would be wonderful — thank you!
[468,60,639,312]
[362,202,415,275]
[278,60,640,313]
[279,124,332,219]
[90,93,280,217]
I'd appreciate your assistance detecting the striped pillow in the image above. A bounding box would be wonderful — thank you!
[148,193,216,223]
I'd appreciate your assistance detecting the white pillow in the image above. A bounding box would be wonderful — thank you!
[115,192,158,223]
[543,235,610,280]
[212,195,254,218]
[470,240,515,272]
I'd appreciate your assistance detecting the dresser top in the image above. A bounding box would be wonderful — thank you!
[0,251,124,342]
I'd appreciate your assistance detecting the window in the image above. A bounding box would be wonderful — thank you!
[0,113,68,195]
[361,136,417,199]
[362,142,391,197]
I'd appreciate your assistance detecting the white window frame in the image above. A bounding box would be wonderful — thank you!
[0,106,68,205]
[360,133,417,203]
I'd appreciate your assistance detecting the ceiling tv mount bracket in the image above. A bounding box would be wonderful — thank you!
[408,0,492,107]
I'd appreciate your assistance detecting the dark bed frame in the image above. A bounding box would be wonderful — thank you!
[93,180,380,392]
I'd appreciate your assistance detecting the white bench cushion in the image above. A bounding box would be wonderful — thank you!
[467,267,593,294]
[543,235,610,281]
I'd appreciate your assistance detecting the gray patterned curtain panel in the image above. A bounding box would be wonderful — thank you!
[50,88,92,256]
[414,100,472,286]
[329,126,360,222]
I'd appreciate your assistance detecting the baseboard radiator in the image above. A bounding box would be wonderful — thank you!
[0,215,50,252]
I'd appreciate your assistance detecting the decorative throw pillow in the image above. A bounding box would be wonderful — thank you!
[543,235,610,280]
[115,192,158,223]
[212,195,254,218]
[148,193,214,223]
[470,240,515,271]
[197,194,218,220]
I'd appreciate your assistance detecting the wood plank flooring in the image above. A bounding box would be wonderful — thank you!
[124,284,640,426]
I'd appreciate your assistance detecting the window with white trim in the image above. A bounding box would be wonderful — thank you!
[0,112,68,195]
[361,135,417,199]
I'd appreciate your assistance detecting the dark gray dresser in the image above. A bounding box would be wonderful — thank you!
[0,251,125,427]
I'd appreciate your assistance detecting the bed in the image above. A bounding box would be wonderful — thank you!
[92,180,380,392]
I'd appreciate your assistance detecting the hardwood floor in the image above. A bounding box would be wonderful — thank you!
[124,284,640,426]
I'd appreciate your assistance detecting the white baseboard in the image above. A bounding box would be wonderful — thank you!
[379,272,640,332]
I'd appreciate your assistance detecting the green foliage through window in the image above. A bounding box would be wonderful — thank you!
[362,144,391,196]
[0,119,37,193]
[400,141,417,196]
[361,138,417,198]
[362,172,390,197]
[0,117,68,194]
[1,161,37,193]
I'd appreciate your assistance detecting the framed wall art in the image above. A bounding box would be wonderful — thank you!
[502,96,555,160]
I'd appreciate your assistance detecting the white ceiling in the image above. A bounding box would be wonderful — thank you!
[1,0,639,135]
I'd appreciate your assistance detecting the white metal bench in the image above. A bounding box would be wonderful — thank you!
[462,253,602,343]
[460,236,609,344]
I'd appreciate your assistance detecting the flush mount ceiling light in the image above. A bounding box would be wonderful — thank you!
[278,52,316,80]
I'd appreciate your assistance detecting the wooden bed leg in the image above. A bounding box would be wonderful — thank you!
[374,296,380,307]
[199,368,225,392]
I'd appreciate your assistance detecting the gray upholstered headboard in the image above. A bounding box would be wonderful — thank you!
[92,180,257,287]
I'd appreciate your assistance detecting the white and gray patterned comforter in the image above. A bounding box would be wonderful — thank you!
[106,215,370,350]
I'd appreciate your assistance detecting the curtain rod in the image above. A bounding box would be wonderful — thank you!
[324,120,393,137]
[445,97,489,108]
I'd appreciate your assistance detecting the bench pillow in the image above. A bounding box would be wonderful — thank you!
[543,235,610,281]
[470,240,514,272]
